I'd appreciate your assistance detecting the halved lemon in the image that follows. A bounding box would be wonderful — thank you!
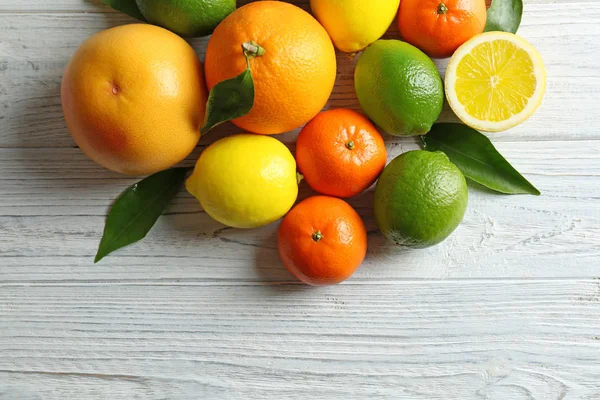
[445,32,546,132]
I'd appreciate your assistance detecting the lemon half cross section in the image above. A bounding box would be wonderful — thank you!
[445,32,546,132]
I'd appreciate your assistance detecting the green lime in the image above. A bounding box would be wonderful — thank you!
[355,39,444,136]
[374,150,468,248]
[136,0,236,37]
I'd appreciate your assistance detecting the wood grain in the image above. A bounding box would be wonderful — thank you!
[1,1,600,399]
[1,0,594,12]
[0,141,598,281]
[2,280,600,399]
[1,3,600,147]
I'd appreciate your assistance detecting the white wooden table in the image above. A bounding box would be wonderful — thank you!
[1,1,599,399]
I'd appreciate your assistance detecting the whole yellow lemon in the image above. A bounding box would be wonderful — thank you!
[186,134,299,229]
[310,0,400,53]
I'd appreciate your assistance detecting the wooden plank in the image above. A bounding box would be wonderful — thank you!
[1,0,593,12]
[1,280,600,399]
[0,141,597,281]
[0,2,598,399]
[1,3,599,147]
[1,140,598,216]
[0,0,112,12]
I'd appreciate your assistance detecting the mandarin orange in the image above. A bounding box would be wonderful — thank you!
[398,0,487,59]
[278,196,367,286]
[296,109,387,198]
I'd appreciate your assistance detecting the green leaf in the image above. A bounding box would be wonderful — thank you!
[484,0,523,34]
[421,123,540,196]
[95,167,189,263]
[201,68,254,135]
[101,0,146,22]
[200,42,264,135]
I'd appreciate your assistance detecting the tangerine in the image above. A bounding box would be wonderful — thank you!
[398,0,487,59]
[278,196,367,286]
[296,109,387,198]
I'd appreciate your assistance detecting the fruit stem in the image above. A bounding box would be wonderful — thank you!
[296,172,304,185]
[312,231,324,242]
[437,2,448,14]
[345,140,355,150]
[242,41,266,59]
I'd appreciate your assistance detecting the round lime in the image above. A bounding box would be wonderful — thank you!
[136,0,236,37]
[355,39,444,136]
[374,150,468,248]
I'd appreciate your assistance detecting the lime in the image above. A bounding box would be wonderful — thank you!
[374,150,468,248]
[136,0,236,37]
[354,39,444,136]
[186,134,298,229]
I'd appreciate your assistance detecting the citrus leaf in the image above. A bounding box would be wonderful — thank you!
[421,123,540,195]
[484,0,523,33]
[95,167,189,263]
[101,0,146,22]
[200,42,263,135]
[201,68,254,135]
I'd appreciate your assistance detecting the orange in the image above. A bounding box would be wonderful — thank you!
[278,196,368,286]
[296,109,387,198]
[204,1,337,135]
[61,24,207,175]
[398,0,487,59]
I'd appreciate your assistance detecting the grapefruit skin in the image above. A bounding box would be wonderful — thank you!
[61,24,207,175]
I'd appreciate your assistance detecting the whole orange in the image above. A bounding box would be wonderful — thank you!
[296,109,387,198]
[61,24,207,175]
[204,1,337,135]
[278,196,367,286]
[398,0,487,59]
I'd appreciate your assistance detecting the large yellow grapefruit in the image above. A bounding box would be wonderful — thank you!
[61,24,207,175]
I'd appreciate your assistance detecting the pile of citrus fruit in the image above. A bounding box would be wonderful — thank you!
[62,0,546,285]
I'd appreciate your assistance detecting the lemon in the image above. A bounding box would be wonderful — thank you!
[186,134,298,229]
[445,32,546,132]
[310,0,400,53]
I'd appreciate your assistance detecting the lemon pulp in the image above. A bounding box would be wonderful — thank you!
[445,32,546,132]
